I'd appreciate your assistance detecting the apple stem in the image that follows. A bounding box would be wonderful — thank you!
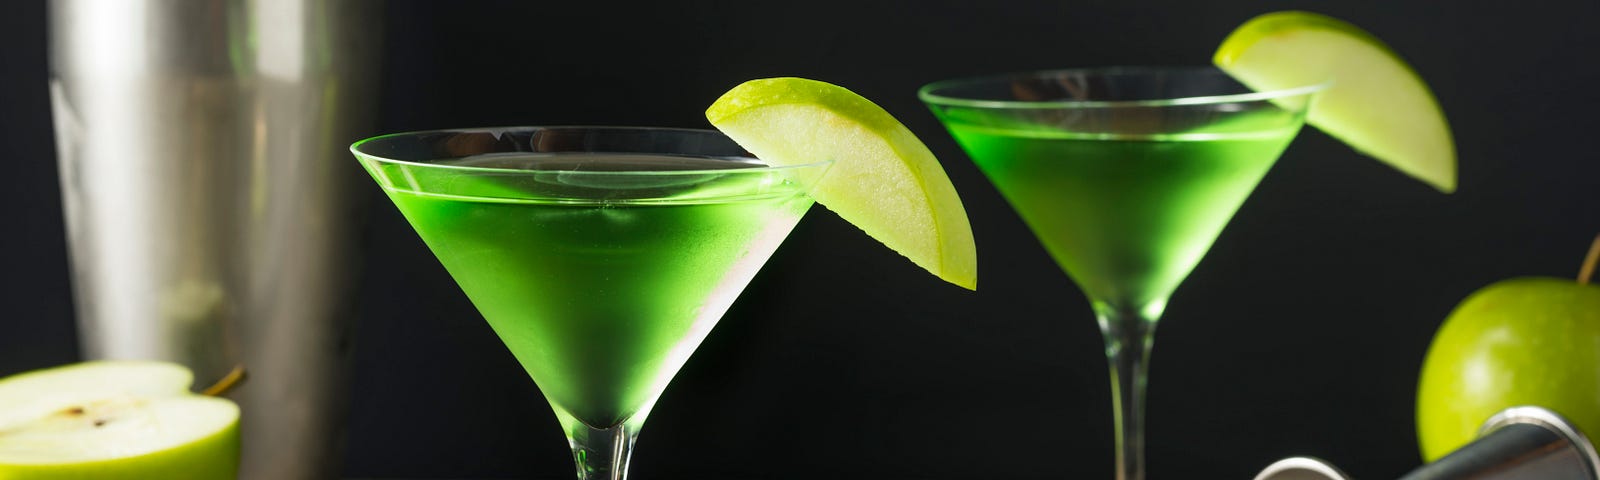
[1580,233,1600,285]
[202,365,248,397]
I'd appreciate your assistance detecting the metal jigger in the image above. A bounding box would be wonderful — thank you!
[48,1,378,479]
[1255,457,1354,480]
[1255,406,1600,480]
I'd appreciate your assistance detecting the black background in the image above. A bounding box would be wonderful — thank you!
[3,1,1599,479]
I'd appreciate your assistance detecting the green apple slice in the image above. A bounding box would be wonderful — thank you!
[707,77,977,289]
[1215,10,1457,193]
[0,361,240,480]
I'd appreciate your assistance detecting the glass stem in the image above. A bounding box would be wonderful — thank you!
[1095,300,1163,480]
[562,416,639,480]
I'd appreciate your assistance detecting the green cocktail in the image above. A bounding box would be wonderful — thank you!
[351,128,829,480]
[386,153,813,429]
[922,68,1324,480]
[943,120,1297,308]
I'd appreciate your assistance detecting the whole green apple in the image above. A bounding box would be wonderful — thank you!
[1416,241,1600,461]
[0,361,241,480]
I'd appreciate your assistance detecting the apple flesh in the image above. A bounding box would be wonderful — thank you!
[1416,277,1600,461]
[1214,11,1457,193]
[707,77,978,290]
[0,361,240,480]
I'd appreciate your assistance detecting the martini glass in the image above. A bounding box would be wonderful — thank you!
[920,67,1325,480]
[350,127,830,480]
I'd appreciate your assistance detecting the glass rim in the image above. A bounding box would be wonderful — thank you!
[349,126,833,176]
[917,66,1331,109]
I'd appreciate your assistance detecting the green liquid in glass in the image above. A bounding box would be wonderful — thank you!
[379,154,813,429]
[943,117,1298,307]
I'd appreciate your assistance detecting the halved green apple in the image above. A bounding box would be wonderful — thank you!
[1215,11,1457,193]
[0,361,240,480]
[707,77,978,289]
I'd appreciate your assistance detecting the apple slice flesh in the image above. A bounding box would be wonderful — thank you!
[707,77,978,289]
[1215,10,1457,193]
[0,361,240,479]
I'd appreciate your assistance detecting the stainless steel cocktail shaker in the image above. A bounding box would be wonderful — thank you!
[48,1,378,478]
[1255,406,1600,480]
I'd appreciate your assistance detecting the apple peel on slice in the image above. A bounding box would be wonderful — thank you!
[0,361,240,480]
[1215,10,1457,193]
[707,77,978,290]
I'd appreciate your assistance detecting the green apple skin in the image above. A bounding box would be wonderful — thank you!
[0,419,238,480]
[1416,277,1600,461]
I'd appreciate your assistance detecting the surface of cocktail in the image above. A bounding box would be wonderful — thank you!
[941,117,1298,308]
[369,152,816,430]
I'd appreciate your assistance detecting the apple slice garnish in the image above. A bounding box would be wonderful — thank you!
[707,77,978,290]
[1215,10,1457,193]
[0,361,240,479]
